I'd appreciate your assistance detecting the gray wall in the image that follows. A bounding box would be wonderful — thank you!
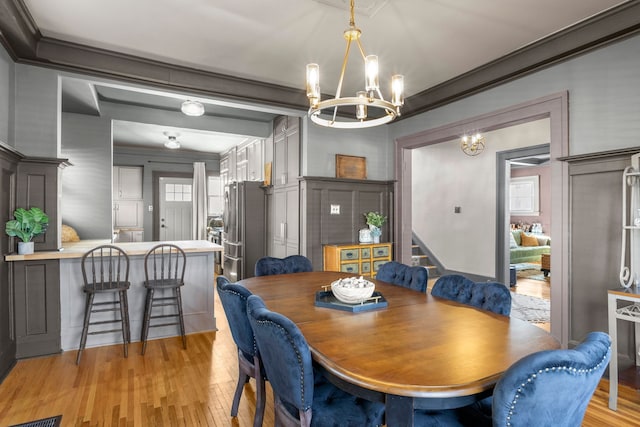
[13,65,59,158]
[60,112,112,239]
[0,46,14,145]
[304,117,393,180]
[390,34,640,156]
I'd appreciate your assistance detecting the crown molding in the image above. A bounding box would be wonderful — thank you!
[0,0,39,60]
[402,0,640,119]
[1,0,639,119]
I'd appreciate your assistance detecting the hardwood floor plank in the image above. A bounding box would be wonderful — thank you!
[0,281,638,426]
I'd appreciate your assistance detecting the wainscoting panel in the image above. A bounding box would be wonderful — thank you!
[568,154,630,357]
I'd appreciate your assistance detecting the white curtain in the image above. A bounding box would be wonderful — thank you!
[192,162,208,240]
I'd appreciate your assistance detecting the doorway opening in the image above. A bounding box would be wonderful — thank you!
[395,92,569,345]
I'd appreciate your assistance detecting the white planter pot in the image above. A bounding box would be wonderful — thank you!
[18,241,34,255]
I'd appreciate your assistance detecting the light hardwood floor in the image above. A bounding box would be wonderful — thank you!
[0,281,638,426]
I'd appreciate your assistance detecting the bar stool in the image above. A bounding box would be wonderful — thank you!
[141,243,187,355]
[77,245,131,365]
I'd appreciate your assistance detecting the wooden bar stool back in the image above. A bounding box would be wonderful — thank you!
[77,244,131,365]
[141,243,187,354]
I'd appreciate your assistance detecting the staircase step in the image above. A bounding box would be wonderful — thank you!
[425,265,440,278]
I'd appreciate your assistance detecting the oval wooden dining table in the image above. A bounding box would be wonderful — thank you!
[238,271,559,426]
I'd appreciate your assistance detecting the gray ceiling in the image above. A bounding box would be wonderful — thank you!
[21,0,631,154]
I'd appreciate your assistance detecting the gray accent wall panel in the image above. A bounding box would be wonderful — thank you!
[569,156,630,352]
[13,64,58,157]
[300,178,393,270]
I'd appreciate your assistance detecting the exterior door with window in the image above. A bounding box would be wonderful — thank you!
[159,177,192,241]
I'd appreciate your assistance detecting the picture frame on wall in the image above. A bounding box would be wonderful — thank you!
[336,154,366,179]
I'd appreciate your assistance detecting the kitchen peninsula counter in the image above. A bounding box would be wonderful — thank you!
[5,239,221,261]
[5,240,222,357]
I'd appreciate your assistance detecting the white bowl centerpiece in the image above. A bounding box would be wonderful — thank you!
[331,276,375,304]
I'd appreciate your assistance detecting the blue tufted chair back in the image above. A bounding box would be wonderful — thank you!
[492,331,610,426]
[254,255,313,276]
[431,274,511,315]
[376,261,428,292]
[216,276,255,358]
[413,332,610,426]
[247,295,315,416]
[247,295,386,426]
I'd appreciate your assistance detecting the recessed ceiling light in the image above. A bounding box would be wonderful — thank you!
[181,100,205,116]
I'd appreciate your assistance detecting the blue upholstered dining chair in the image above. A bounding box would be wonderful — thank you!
[375,261,428,292]
[246,294,385,427]
[430,274,511,315]
[254,255,313,276]
[215,276,266,427]
[413,331,611,427]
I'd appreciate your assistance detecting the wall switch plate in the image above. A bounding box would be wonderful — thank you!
[330,204,340,215]
[148,205,153,212]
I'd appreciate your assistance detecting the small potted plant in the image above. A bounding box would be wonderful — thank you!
[5,207,49,255]
[364,211,387,243]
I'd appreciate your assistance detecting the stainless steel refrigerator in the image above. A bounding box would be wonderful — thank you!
[222,181,266,280]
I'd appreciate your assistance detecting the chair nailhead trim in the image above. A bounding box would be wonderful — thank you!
[257,319,311,411]
[503,348,610,426]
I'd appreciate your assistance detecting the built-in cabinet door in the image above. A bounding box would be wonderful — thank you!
[285,120,300,184]
[13,259,60,358]
[113,166,143,199]
[271,185,299,257]
[274,131,287,186]
[285,186,299,255]
[248,139,263,181]
[273,116,299,187]
[0,151,18,380]
[17,160,66,251]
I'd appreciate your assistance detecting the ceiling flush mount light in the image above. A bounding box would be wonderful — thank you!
[181,100,205,117]
[461,133,485,156]
[306,0,404,129]
[164,132,181,149]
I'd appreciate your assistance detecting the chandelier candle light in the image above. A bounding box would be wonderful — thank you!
[306,0,404,129]
[461,133,485,156]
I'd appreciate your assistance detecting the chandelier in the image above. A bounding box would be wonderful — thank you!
[305,0,404,129]
[461,133,485,156]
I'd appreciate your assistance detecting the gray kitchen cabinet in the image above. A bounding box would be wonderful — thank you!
[113,166,144,230]
[113,166,143,200]
[247,138,263,182]
[113,200,143,229]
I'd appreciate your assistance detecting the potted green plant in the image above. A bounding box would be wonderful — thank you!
[5,207,49,255]
[364,211,387,243]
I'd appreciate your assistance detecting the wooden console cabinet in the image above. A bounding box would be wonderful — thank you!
[323,243,392,277]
